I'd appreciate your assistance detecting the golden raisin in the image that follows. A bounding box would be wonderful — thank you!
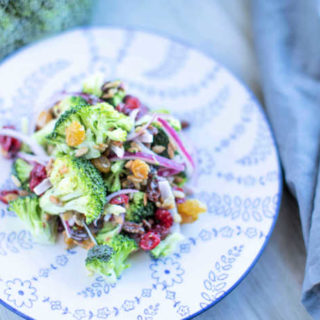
[92,156,111,173]
[177,199,207,224]
[65,121,86,147]
[131,159,150,179]
[36,111,52,129]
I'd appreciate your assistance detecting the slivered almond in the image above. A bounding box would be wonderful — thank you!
[11,175,21,187]
[152,145,165,154]
[75,147,88,157]
[18,190,29,197]
[125,160,133,169]
[49,195,62,206]
[143,193,148,206]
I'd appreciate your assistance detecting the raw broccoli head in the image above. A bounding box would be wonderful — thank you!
[9,195,58,244]
[12,158,32,189]
[85,244,115,277]
[52,96,88,118]
[47,103,133,159]
[39,155,106,224]
[151,232,184,259]
[82,73,104,97]
[86,234,138,280]
[126,191,156,223]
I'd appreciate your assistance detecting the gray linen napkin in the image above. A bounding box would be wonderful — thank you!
[252,0,320,317]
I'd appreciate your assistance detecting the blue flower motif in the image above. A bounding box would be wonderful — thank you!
[39,268,50,278]
[199,229,212,241]
[50,300,62,310]
[245,227,257,238]
[165,290,176,300]
[122,299,135,312]
[97,307,111,319]
[141,288,152,297]
[5,279,37,308]
[56,254,68,266]
[179,243,190,254]
[150,257,184,287]
[73,309,86,320]
[177,305,190,317]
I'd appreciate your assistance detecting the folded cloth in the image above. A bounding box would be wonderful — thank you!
[252,0,320,318]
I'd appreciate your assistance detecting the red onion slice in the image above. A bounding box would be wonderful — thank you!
[106,189,139,203]
[109,152,185,172]
[17,152,49,166]
[127,113,157,141]
[157,117,195,169]
[0,128,48,157]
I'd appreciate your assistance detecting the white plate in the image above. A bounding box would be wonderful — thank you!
[0,27,282,320]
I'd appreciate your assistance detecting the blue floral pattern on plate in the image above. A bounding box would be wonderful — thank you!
[0,27,281,319]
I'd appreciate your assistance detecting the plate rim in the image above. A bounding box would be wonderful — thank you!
[0,25,283,320]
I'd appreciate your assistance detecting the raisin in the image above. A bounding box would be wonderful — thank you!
[146,173,160,202]
[122,221,145,234]
[65,121,86,147]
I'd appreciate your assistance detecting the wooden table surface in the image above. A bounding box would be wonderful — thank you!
[0,1,313,319]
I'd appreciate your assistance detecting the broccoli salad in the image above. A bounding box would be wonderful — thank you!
[0,74,207,281]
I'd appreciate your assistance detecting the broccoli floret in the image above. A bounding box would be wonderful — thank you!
[85,244,114,277]
[32,119,57,149]
[39,155,106,224]
[126,191,155,223]
[89,234,137,279]
[175,171,187,187]
[151,128,169,158]
[151,233,184,259]
[104,161,125,193]
[47,103,133,159]
[95,222,122,244]
[82,73,104,97]
[52,96,88,118]
[86,234,137,279]
[0,1,94,61]
[9,195,58,244]
[12,158,32,188]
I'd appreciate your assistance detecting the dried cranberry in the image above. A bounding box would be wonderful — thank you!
[109,194,129,205]
[173,186,184,192]
[0,190,19,204]
[29,163,47,192]
[0,126,22,158]
[147,173,160,202]
[181,120,190,129]
[139,231,160,250]
[123,95,141,110]
[155,209,173,229]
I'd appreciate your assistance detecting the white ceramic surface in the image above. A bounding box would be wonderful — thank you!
[0,27,281,320]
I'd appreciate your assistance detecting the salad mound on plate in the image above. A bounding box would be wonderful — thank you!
[0,74,207,281]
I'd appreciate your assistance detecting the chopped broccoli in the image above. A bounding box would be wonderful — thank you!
[12,158,32,188]
[175,171,187,187]
[89,234,137,279]
[151,128,169,158]
[151,233,184,259]
[47,103,133,159]
[126,191,155,223]
[32,119,56,149]
[82,73,104,97]
[39,155,106,224]
[52,96,88,118]
[0,1,94,61]
[104,161,125,193]
[95,222,122,244]
[9,195,58,244]
[85,244,114,277]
